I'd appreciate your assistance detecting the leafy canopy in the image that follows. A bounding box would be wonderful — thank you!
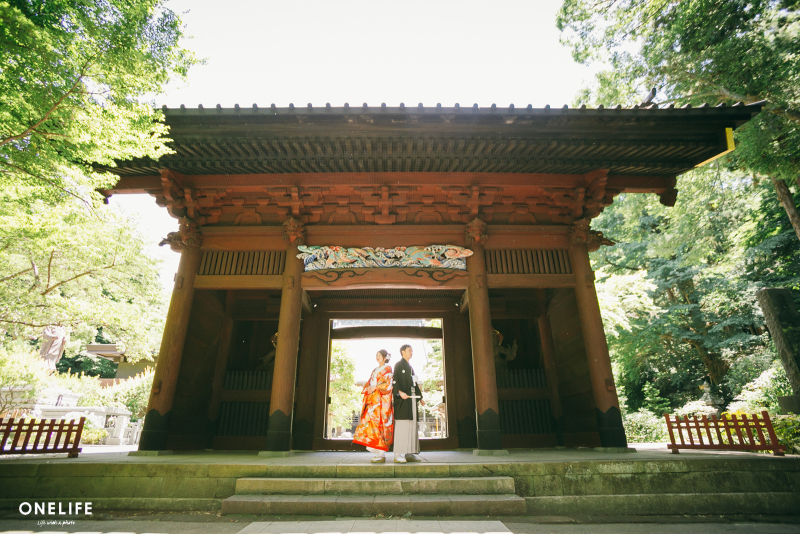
[594,166,800,410]
[557,0,800,183]
[0,185,167,362]
[0,0,196,203]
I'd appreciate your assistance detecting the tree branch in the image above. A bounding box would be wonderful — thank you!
[46,250,55,289]
[0,267,33,283]
[0,160,99,217]
[0,66,88,148]
[41,260,119,296]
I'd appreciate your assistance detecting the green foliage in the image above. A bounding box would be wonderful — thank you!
[641,383,671,416]
[0,0,196,204]
[328,341,361,432]
[56,353,117,378]
[592,167,800,412]
[0,191,167,362]
[0,341,50,416]
[0,343,153,422]
[68,416,107,445]
[773,415,800,455]
[726,362,793,415]
[78,368,154,421]
[623,408,669,443]
[557,0,800,185]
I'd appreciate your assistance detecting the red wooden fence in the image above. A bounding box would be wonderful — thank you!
[664,411,785,456]
[0,417,85,458]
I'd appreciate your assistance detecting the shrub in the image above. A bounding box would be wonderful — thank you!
[623,408,669,443]
[0,344,51,417]
[78,420,108,445]
[772,415,800,455]
[97,369,154,421]
[725,362,792,415]
[675,399,719,418]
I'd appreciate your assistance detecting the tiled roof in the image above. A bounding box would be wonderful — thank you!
[101,102,763,178]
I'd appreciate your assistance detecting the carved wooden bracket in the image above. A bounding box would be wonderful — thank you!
[282,217,306,245]
[465,217,489,245]
[569,218,614,252]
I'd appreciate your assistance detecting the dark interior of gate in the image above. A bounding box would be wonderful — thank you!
[165,281,598,451]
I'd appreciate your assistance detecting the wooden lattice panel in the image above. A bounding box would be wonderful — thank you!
[217,402,270,437]
[199,251,285,276]
[485,249,572,275]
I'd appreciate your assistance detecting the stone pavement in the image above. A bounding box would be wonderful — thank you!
[0,517,798,534]
[0,443,782,466]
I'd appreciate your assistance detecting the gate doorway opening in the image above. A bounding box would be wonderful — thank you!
[324,318,447,442]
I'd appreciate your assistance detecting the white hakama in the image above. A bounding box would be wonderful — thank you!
[393,395,419,456]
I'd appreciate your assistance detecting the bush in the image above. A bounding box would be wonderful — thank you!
[0,344,51,417]
[725,362,792,415]
[675,399,719,418]
[623,408,669,443]
[96,369,154,421]
[772,415,800,455]
[77,419,108,445]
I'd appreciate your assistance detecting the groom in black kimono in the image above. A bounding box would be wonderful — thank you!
[393,344,424,463]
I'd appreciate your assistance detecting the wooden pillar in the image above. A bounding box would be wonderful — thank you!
[569,241,627,447]
[465,218,502,450]
[265,218,305,451]
[208,291,235,427]
[536,289,564,444]
[452,310,477,448]
[139,241,203,451]
[292,311,320,450]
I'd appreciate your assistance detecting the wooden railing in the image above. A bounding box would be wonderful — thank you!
[0,417,85,458]
[664,411,786,456]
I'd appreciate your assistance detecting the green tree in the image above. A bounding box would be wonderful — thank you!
[328,341,360,433]
[0,188,167,362]
[557,0,800,241]
[592,166,800,411]
[1,0,195,204]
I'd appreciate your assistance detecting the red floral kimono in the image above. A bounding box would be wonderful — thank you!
[352,364,394,451]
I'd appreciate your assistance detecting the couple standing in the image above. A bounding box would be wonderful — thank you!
[352,344,425,463]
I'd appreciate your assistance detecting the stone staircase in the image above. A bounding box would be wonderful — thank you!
[221,476,526,516]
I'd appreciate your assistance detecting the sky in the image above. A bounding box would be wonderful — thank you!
[110,0,599,294]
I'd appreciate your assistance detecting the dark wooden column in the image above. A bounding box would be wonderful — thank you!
[265,218,305,451]
[208,291,235,429]
[465,218,502,450]
[139,228,203,451]
[569,237,627,447]
[451,310,477,448]
[536,289,564,444]
[292,310,320,450]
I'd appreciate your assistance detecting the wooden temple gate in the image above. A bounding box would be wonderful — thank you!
[101,102,762,452]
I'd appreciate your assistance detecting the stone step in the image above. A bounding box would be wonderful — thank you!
[235,477,515,496]
[221,493,526,516]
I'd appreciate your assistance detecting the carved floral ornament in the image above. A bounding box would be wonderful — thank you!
[296,245,473,271]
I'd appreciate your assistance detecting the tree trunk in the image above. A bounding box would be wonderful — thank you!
[771,177,800,243]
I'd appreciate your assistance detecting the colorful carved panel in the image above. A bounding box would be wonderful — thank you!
[296,245,473,271]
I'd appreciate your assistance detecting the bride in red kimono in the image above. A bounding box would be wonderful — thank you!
[353,349,394,463]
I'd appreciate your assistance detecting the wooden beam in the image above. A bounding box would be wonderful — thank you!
[195,271,574,290]
[329,326,443,340]
[194,275,283,290]
[301,268,470,290]
[301,290,313,316]
[460,289,469,315]
[487,274,575,288]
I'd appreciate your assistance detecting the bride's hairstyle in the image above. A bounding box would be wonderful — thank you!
[378,349,390,363]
